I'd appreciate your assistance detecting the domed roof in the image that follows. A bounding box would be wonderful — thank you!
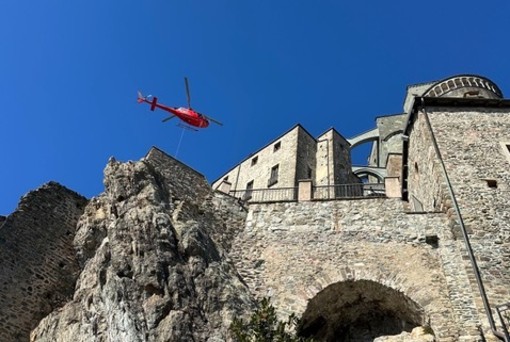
[422,74,502,99]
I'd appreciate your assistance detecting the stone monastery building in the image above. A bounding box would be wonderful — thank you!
[1,74,510,342]
[212,74,510,341]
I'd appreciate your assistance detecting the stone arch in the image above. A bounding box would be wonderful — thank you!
[382,129,403,142]
[347,128,379,150]
[352,167,386,182]
[347,128,380,168]
[297,279,427,341]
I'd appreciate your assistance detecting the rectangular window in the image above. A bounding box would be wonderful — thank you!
[273,141,281,152]
[251,156,258,166]
[485,179,498,188]
[500,142,510,164]
[243,180,254,200]
[268,164,279,187]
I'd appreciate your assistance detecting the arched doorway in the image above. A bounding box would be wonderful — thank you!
[297,280,427,341]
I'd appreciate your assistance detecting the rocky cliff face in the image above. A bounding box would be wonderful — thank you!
[30,148,254,341]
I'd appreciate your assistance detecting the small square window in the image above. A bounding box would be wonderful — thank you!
[273,142,281,152]
[485,179,498,189]
[251,156,258,166]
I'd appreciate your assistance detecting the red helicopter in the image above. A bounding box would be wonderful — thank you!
[138,77,222,129]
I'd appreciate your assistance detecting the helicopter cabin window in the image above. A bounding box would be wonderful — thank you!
[268,164,279,187]
[251,156,258,166]
[273,142,281,152]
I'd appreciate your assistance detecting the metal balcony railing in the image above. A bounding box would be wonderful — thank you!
[313,183,385,200]
[228,182,385,203]
[229,187,297,203]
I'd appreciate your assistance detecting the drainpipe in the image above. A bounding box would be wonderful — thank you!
[233,163,242,194]
[420,98,509,342]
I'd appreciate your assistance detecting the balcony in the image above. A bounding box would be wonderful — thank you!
[228,182,385,203]
[230,187,297,203]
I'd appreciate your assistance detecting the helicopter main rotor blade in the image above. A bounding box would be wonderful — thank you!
[184,77,191,108]
[203,114,223,126]
[162,115,176,123]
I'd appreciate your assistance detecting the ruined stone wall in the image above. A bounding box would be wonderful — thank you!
[144,146,210,202]
[145,147,247,252]
[427,108,510,330]
[230,198,484,341]
[0,182,87,342]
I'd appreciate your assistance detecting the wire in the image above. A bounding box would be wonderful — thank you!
[175,126,185,157]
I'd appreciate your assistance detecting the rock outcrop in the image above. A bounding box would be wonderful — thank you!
[30,148,254,341]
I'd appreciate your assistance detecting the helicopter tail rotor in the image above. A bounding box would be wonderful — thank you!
[137,91,145,103]
[137,91,154,103]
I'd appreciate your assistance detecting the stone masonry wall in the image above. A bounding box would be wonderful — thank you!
[0,182,87,342]
[295,126,317,183]
[316,129,357,187]
[427,108,510,334]
[144,146,210,203]
[330,130,358,184]
[407,111,450,213]
[377,114,405,168]
[213,126,301,192]
[230,198,485,341]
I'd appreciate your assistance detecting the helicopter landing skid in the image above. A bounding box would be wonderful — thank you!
[177,123,198,131]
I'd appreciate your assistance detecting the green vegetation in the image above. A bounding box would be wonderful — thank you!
[422,325,435,336]
[230,298,314,342]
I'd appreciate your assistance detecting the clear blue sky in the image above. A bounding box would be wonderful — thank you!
[2,1,510,214]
